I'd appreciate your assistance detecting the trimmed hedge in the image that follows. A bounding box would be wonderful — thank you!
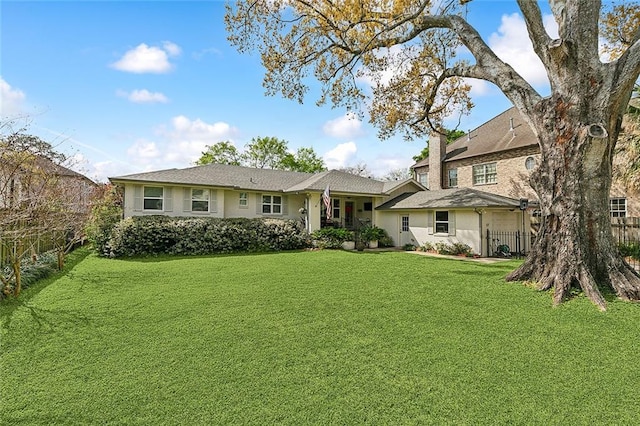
[102,216,311,258]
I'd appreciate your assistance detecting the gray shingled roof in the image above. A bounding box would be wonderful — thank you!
[376,187,522,210]
[110,163,414,195]
[286,170,386,195]
[411,106,538,169]
[110,164,312,192]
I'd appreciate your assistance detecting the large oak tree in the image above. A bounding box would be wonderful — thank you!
[226,1,640,309]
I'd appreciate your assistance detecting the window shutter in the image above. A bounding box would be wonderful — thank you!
[449,211,456,236]
[183,188,191,212]
[164,187,173,212]
[282,195,288,215]
[134,185,142,211]
[210,189,218,213]
[427,211,433,235]
[256,193,262,215]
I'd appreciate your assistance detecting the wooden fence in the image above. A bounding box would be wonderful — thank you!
[1,232,57,269]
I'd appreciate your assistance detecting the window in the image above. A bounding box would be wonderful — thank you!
[401,216,409,232]
[473,163,497,185]
[262,195,282,214]
[418,172,428,187]
[610,198,627,218]
[191,189,209,212]
[333,199,340,219]
[239,192,248,208]
[143,186,163,210]
[363,202,373,212]
[435,211,449,233]
[448,169,458,187]
[525,156,536,170]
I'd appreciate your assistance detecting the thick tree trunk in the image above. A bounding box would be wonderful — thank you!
[507,97,640,310]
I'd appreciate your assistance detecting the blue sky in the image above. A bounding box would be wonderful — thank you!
[1,1,556,182]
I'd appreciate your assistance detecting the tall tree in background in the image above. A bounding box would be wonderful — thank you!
[226,1,640,309]
[243,136,289,169]
[196,137,327,173]
[339,162,374,178]
[281,147,327,173]
[195,141,242,166]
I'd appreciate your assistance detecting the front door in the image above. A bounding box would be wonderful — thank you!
[345,201,354,229]
[399,214,413,246]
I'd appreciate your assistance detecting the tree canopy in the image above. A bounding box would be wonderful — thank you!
[226,1,640,309]
[196,136,326,173]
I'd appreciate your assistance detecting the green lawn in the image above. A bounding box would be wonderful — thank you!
[2,250,640,425]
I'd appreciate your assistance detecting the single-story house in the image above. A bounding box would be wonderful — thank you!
[109,163,527,255]
[375,187,531,256]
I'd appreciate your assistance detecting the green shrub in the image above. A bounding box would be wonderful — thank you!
[310,228,354,249]
[619,242,640,260]
[434,242,473,256]
[2,251,58,298]
[378,234,395,248]
[358,225,385,242]
[85,184,124,256]
[104,216,310,258]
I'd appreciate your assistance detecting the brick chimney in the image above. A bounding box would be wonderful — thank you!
[428,132,447,190]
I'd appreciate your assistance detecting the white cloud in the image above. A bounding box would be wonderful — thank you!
[323,112,364,139]
[0,77,26,117]
[111,42,181,74]
[157,115,240,164]
[162,41,182,57]
[127,139,161,161]
[117,89,169,104]
[464,78,493,97]
[192,47,222,60]
[488,13,558,87]
[323,141,358,170]
[371,154,413,177]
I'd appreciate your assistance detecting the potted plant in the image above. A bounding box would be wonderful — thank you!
[359,225,385,249]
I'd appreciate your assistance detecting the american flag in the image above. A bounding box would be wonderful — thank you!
[322,185,331,220]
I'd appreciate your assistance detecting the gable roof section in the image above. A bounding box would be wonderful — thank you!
[110,164,422,196]
[411,106,539,169]
[376,187,522,210]
[286,170,386,195]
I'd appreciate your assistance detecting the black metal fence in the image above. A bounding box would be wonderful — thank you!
[486,218,640,271]
[612,218,640,271]
[486,229,533,258]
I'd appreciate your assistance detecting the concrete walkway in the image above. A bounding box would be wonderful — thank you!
[405,250,514,264]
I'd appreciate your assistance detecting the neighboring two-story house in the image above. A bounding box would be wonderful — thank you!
[410,106,640,219]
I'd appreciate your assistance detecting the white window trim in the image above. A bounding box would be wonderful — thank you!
[190,188,210,213]
[143,186,164,211]
[239,192,248,209]
[473,163,497,186]
[610,198,627,218]
[434,211,449,235]
[448,169,458,188]
[332,198,341,220]
[262,194,283,215]
[428,210,456,236]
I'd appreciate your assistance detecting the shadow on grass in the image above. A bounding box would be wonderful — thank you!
[0,247,93,331]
